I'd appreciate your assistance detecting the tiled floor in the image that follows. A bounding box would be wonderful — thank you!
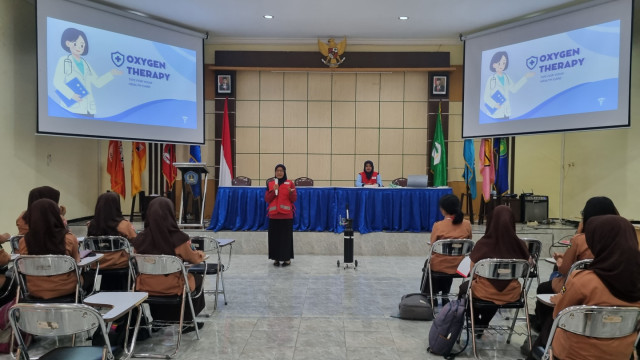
[8,253,551,359]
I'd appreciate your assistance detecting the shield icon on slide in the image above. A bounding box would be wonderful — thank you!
[111,51,125,67]
[525,56,538,70]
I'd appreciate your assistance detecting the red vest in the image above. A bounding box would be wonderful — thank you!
[268,180,295,216]
[359,171,378,185]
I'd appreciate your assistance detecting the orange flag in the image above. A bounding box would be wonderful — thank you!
[107,140,126,198]
[131,142,146,196]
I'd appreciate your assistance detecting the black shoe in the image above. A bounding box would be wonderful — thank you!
[273,261,280,267]
[441,298,450,307]
[528,314,541,333]
[281,261,291,267]
[182,322,204,334]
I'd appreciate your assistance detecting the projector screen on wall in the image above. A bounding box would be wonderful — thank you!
[462,0,632,138]
[36,0,205,144]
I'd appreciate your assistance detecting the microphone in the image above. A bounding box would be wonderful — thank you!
[274,181,278,196]
[346,204,349,219]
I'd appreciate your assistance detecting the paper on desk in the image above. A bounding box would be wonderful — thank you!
[456,256,471,278]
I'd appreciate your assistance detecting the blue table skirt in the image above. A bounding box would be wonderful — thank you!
[208,187,453,234]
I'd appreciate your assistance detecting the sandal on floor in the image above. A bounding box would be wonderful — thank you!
[281,261,291,267]
[273,261,280,266]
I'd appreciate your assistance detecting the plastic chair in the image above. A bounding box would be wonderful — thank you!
[391,177,408,187]
[130,254,201,358]
[231,176,252,186]
[187,236,229,313]
[82,235,133,292]
[537,305,640,360]
[14,255,82,304]
[466,258,532,359]
[423,239,474,311]
[294,177,314,187]
[9,303,116,360]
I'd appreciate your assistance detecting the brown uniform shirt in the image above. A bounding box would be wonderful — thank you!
[552,270,640,360]
[135,241,205,296]
[429,218,473,273]
[551,233,593,293]
[18,234,80,299]
[468,260,522,305]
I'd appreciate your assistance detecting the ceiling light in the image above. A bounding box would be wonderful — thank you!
[398,16,409,20]
[263,15,274,19]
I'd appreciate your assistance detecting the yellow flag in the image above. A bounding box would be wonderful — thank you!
[131,142,146,196]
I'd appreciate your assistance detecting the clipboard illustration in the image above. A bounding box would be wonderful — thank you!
[56,77,88,107]
[484,89,506,115]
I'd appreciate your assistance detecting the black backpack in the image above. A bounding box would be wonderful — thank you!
[427,297,469,359]
[396,293,434,321]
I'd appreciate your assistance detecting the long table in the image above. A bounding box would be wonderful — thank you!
[208,187,452,234]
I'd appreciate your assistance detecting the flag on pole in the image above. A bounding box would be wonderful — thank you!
[494,137,509,195]
[189,145,202,198]
[162,144,177,190]
[107,140,126,198]
[462,139,477,200]
[219,98,234,187]
[479,138,495,202]
[131,142,146,197]
[430,104,447,186]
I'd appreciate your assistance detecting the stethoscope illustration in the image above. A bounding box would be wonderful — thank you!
[488,73,511,90]
[63,55,92,77]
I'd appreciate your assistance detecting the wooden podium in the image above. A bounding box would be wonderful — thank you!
[173,162,209,228]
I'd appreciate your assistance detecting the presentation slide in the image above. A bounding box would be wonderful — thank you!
[479,20,620,124]
[462,0,631,138]
[46,17,197,129]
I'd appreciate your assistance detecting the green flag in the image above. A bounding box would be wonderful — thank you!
[430,107,447,186]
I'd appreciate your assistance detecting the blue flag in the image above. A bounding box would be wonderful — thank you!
[189,145,201,198]
[493,138,509,195]
[462,139,477,199]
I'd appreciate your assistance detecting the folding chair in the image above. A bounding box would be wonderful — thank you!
[294,177,314,187]
[82,235,133,292]
[14,255,81,304]
[9,303,116,360]
[521,238,542,294]
[9,235,22,254]
[466,258,532,359]
[536,305,640,360]
[130,254,201,358]
[423,239,474,311]
[564,259,593,283]
[187,236,229,313]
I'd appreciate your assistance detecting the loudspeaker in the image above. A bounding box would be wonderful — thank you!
[140,193,161,221]
[522,195,549,223]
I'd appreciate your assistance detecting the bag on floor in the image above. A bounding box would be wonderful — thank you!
[427,297,468,359]
[397,293,433,321]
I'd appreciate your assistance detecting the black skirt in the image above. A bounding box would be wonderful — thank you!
[268,218,294,261]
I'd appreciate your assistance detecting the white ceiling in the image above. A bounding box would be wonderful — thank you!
[97,0,591,45]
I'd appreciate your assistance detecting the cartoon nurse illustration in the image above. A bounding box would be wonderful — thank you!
[483,51,535,119]
[53,28,122,117]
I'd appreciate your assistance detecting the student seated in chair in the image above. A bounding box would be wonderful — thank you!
[18,199,81,299]
[133,197,206,330]
[426,194,472,304]
[16,186,67,235]
[544,215,640,360]
[458,205,530,329]
[86,191,137,290]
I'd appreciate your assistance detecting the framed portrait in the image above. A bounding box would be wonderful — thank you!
[217,75,231,94]
[430,74,448,97]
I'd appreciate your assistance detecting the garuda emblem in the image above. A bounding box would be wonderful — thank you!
[318,37,346,67]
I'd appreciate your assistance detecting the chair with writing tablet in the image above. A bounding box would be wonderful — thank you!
[82,235,133,292]
[423,239,474,312]
[466,258,532,359]
[562,259,593,288]
[187,236,230,313]
[534,305,640,360]
[9,235,22,254]
[294,177,314,187]
[9,303,117,360]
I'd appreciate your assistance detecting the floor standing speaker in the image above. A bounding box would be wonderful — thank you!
[522,195,549,223]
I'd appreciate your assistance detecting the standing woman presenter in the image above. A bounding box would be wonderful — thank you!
[265,164,297,267]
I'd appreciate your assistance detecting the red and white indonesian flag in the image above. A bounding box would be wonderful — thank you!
[219,98,234,187]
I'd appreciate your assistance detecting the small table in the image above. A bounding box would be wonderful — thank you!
[544,257,557,264]
[536,293,556,307]
[78,253,104,267]
[84,291,148,360]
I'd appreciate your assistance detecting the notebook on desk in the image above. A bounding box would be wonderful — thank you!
[79,249,94,258]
